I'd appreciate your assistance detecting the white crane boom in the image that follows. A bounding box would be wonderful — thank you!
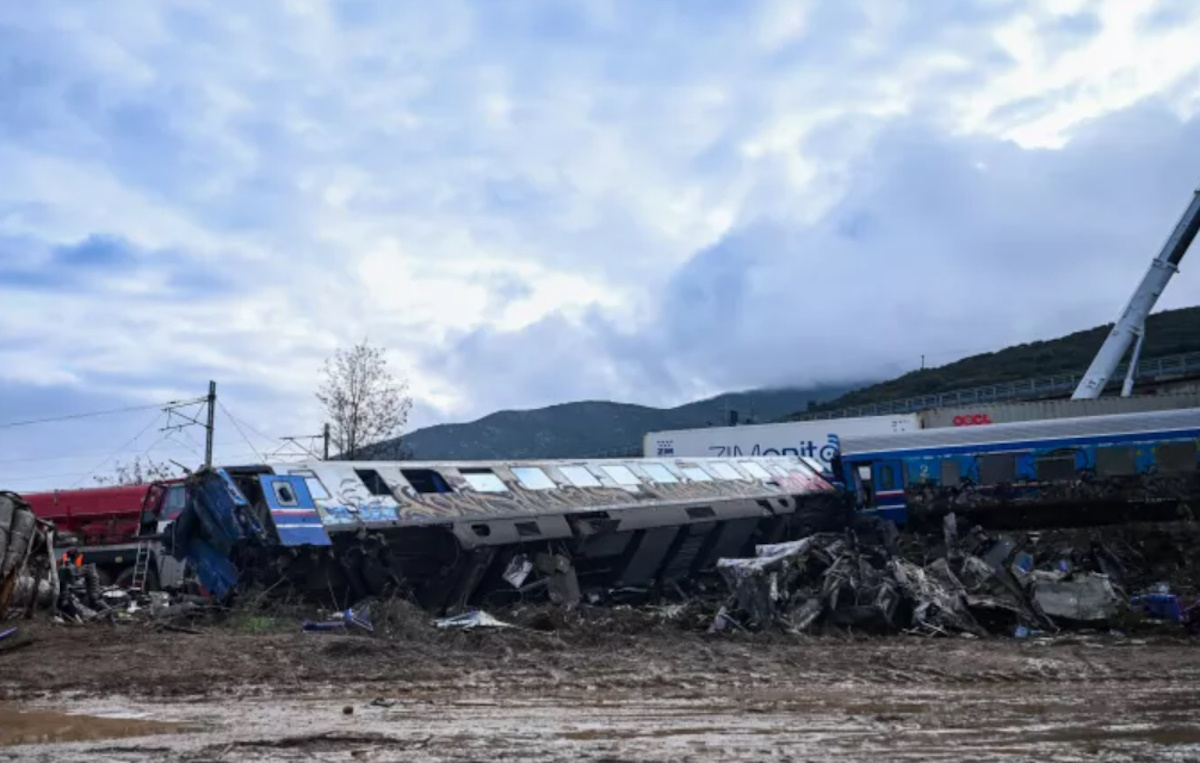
[1071,185,1200,400]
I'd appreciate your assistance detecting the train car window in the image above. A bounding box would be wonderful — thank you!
[1156,442,1199,474]
[289,470,332,500]
[460,468,509,493]
[708,461,744,480]
[1036,452,1077,482]
[766,464,790,477]
[979,454,1016,485]
[559,466,601,488]
[601,464,642,486]
[1096,447,1137,477]
[354,469,393,497]
[272,482,299,507]
[682,466,714,482]
[876,464,898,491]
[399,468,453,494]
[738,461,772,480]
[161,485,187,520]
[641,463,679,483]
[940,459,961,487]
[512,466,557,490]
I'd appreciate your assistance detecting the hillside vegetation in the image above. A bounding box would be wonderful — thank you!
[789,305,1200,418]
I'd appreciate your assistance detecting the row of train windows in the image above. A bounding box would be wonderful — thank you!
[299,460,787,499]
[906,441,1200,488]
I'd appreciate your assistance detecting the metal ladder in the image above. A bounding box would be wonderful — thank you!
[129,540,152,592]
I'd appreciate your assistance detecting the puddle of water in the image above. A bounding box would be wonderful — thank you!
[0,703,189,747]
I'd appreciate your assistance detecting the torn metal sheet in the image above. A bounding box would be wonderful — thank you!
[1031,572,1121,622]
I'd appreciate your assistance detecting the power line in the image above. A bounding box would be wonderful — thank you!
[217,401,267,463]
[68,411,167,489]
[1,450,274,488]
[0,397,206,431]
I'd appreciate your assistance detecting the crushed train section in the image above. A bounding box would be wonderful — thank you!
[169,456,845,613]
[5,446,1200,644]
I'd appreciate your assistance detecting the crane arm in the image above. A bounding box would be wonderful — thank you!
[1071,185,1200,400]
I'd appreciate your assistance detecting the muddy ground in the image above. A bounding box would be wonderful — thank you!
[5,520,1200,761]
[3,606,1200,762]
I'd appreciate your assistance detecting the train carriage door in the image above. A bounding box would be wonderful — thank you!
[853,463,875,506]
[870,459,907,524]
[259,475,332,547]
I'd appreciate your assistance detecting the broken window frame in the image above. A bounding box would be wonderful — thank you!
[354,468,394,497]
[272,481,299,507]
[399,468,454,494]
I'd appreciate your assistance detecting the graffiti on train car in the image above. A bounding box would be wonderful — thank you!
[291,459,830,526]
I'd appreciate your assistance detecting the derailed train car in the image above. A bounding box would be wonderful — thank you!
[164,456,843,611]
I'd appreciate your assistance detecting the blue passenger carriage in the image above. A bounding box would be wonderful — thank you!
[838,408,1200,527]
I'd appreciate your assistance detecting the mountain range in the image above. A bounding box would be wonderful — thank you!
[365,305,1200,461]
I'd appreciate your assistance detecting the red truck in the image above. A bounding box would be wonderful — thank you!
[23,480,189,589]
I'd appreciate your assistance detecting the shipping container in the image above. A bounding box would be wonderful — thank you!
[921,390,1200,429]
[642,414,921,471]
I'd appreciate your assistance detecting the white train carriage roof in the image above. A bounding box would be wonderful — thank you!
[840,406,1200,457]
[263,455,832,528]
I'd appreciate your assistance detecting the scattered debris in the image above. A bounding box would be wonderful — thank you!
[711,522,1149,637]
[302,604,374,633]
[435,610,514,630]
[1030,572,1121,623]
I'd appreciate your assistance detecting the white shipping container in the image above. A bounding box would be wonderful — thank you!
[920,391,1200,429]
[643,414,921,471]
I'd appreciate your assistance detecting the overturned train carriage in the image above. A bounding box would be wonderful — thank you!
[168,456,844,611]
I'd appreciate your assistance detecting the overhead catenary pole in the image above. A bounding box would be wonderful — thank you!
[323,423,331,461]
[205,380,217,468]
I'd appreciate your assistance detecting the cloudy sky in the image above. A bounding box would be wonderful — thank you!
[2,0,1200,489]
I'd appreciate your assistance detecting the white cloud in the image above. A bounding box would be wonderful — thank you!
[1,0,1199,481]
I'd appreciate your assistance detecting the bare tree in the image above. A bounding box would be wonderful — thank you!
[94,456,180,486]
[317,339,413,459]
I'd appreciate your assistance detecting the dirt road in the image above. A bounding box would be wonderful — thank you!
[3,613,1200,761]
